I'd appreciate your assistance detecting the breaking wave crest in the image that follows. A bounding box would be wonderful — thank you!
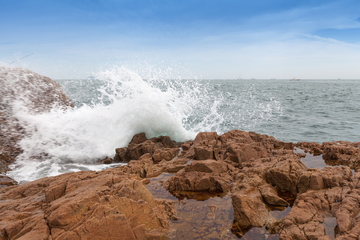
[7,65,224,182]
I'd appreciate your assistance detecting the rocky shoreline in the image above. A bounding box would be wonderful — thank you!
[1,68,360,239]
[1,130,360,239]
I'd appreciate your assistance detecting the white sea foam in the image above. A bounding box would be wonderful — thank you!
[7,65,223,183]
[6,65,285,183]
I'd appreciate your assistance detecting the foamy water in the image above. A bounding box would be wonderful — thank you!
[7,65,358,184]
[6,66,225,183]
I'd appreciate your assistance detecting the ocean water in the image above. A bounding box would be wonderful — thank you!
[5,66,360,182]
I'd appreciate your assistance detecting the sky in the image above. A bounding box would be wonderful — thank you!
[1,0,360,79]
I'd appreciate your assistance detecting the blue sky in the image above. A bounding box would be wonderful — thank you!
[1,0,360,79]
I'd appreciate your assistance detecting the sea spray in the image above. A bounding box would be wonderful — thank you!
[6,65,285,183]
[7,65,224,183]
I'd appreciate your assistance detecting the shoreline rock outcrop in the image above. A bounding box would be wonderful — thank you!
[0,67,74,173]
[2,129,360,239]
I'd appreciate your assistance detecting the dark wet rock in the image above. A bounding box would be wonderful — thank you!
[96,156,113,164]
[129,132,147,145]
[113,133,179,163]
[114,147,131,163]
[0,175,18,189]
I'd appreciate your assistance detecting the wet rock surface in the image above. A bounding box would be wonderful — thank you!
[1,129,360,239]
[0,67,74,173]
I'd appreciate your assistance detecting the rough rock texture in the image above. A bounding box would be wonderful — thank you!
[166,159,237,193]
[2,129,360,239]
[279,167,360,240]
[0,174,18,189]
[296,141,360,171]
[0,67,74,173]
[113,133,179,163]
[0,168,175,240]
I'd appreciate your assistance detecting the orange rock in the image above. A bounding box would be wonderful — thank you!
[0,168,174,240]
[166,160,236,193]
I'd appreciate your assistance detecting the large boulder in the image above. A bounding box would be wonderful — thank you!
[0,167,174,240]
[0,67,74,173]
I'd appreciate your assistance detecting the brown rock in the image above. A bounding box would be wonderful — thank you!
[258,184,289,206]
[129,132,147,145]
[189,132,223,160]
[166,160,235,193]
[4,130,360,239]
[116,135,180,163]
[163,158,189,173]
[0,168,173,240]
[232,190,271,227]
[0,175,18,189]
[96,156,113,164]
[322,141,360,170]
[152,148,179,162]
[194,145,214,160]
[265,218,283,234]
[114,147,131,163]
[156,135,176,148]
[265,155,307,195]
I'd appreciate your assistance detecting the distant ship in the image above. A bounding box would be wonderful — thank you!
[290,77,300,81]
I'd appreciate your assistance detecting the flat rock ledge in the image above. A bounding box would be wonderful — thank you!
[1,130,360,240]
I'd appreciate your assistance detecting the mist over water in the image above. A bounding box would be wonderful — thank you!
[5,65,360,183]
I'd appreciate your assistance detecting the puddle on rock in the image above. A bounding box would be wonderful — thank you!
[322,217,338,240]
[294,147,355,174]
[146,172,292,239]
[232,226,280,240]
[294,147,329,169]
[146,172,178,201]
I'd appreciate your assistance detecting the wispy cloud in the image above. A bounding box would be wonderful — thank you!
[1,0,360,78]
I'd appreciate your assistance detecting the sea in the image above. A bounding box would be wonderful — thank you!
[6,66,360,183]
